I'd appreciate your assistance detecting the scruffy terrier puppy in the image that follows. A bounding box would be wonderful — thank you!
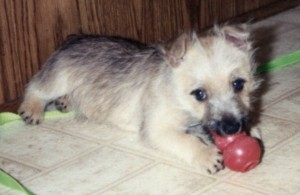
[18,24,259,174]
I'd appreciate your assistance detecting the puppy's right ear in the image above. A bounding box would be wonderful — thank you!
[216,24,252,52]
[166,33,194,67]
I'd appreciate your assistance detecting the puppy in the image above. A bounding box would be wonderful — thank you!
[18,24,259,174]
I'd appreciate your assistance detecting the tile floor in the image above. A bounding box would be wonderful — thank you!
[1,6,300,195]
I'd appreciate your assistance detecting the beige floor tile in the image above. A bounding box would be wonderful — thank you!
[0,121,98,168]
[295,190,300,195]
[263,89,300,124]
[113,133,231,176]
[267,7,300,25]
[113,133,198,175]
[24,147,153,195]
[259,64,300,107]
[43,118,128,142]
[0,187,22,195]
[103,163,215,195]
[269,28,300,58]
[251,19,296,39]
[251,9,300,65]
[0,157,40,181]
[251,20,297,64]
[230,134,300,194]
[253,29,300,66]
[257,115,300,149]
[196,182,266,195]
[112,133,176,162]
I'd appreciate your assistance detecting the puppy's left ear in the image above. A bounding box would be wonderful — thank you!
[218,24,252,51]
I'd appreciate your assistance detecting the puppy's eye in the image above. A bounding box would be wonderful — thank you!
[190,88,208,101]
[232,78,246,92]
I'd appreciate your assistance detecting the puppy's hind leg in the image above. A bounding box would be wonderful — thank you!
[18,73,70,125]
[54,95,72,112]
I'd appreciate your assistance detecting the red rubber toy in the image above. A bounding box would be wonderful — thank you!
[212,132,261,172]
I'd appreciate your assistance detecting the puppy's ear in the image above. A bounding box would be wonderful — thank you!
[166,32,194,67]
[217,24,252,51]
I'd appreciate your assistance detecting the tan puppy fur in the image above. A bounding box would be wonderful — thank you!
[19,24,259,174]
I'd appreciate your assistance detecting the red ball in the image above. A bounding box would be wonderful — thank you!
[213,132,261,172]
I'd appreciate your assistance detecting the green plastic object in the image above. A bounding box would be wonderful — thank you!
[0,169,35,195]
[256,49,300,74]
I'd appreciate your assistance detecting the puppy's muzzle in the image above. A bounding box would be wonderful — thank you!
[212,116,249,136]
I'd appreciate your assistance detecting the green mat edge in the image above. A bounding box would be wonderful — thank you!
[0,169,35,195]
[0,111,74,126]
[0,49,300,194]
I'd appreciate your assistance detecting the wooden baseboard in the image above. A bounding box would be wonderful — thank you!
[0,99,21,113]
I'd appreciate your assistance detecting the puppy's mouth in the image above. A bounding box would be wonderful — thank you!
[186,116,250,144]
[206,116,250,136]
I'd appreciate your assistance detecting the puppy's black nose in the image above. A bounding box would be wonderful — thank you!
[217,117,241,135]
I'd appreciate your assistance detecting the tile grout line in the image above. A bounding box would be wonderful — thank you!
[40,124,108,144]
[191,169,269,195]
[90,143,231,194]
[190,177,226,195]
[263,130,300,156]
[93,162,159,194]
[261,86,300,110]
[191,179,270,195]
[107,142,230,178]
[40,127,128,145]
[41,122,133,146]
[106,144,209,175]
[22,142,156,190]
[0,152,44,171]
[224,180,271,195]
[261,112,300,125]
[22,144,104,183]
[40,123,110,143]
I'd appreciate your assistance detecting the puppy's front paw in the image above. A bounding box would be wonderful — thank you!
[205,147,224,174]
[193,146,224,174]
[18,103,44,125]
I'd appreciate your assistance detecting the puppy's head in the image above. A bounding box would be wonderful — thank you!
[167,24,259,136]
